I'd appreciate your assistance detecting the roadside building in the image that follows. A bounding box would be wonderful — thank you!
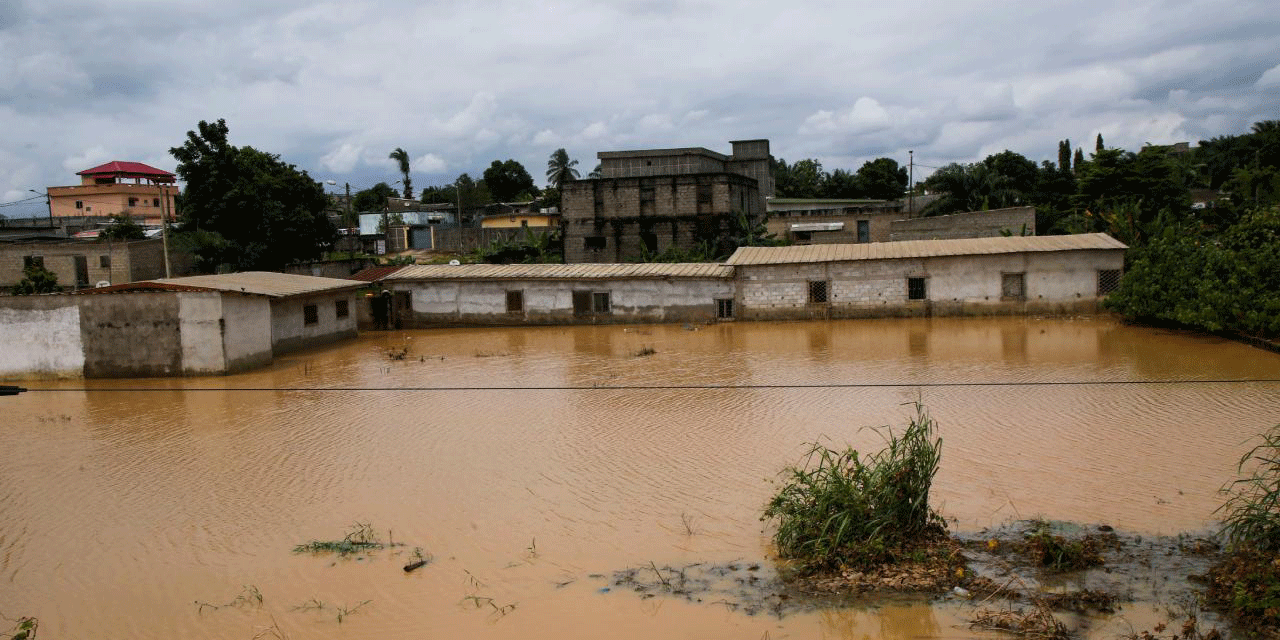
[726,233,1125,320]
[561,140,773,263]
[888,207,1036,241]
[0,272,363,378]
[46,161,178,225]
[765,200,1035,245]
[379,263,734,326]
[1,237,170,290]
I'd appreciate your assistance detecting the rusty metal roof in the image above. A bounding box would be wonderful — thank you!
[75,281,214,295]
[387,263,733,281]
[149,272,366,298]
[725,233,1127,266]
[349,265,406,282]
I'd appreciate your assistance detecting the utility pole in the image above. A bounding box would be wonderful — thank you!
[160,182,172,277]
[345,182,353,230]
[908,150,914,217]
[28,189,53,233]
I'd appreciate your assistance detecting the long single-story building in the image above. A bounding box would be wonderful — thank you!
[380,263,735,326]
[725,233,1126,320]
[0,272,364,378]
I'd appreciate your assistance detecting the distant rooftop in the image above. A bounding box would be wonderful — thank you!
[726,233,1127,266]
[77,161,175,183]
[84,272,364,297]
[597,147,728,161]
[386,263,733,281]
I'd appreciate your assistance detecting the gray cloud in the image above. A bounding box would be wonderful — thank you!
[2,0,1279,214]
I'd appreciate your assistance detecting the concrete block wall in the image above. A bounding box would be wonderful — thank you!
[889,207,1036,241]
[766,210,901,244]
[0,296,85,378]
[0,240,157,289]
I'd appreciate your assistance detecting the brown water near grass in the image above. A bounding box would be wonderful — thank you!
[2,316,1278,639]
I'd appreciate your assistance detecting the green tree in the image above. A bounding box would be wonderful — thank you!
[484,159,537,202]
[1096,133,1105,153]
[921,162,1018,216]
[1058,139,1072,173]
[101,213,146,240]
[546,148,579,190]
[822,168,859,198]
[389,148,413,199]
[352,182,399,212]
[855,157,909,200]
[982,150,1040,196]
[774,158,827,198]
[588,163,602,179]
[419,183,457,205]
[10,263,59,295]
[169,119,335,271]
[1073,148,1085,172]
[454,173,491,223]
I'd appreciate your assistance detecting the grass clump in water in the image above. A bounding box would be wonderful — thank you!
[1206,424,1280,635]
[294,522,384,555]
[1023,522,1104,571]
[762,403,946,573]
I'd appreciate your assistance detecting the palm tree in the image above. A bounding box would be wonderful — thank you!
[588,163,603,179]
[389,148,413,199]
[546,148,579,190]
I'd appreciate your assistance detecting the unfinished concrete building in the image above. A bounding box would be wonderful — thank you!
[561,140,773,263]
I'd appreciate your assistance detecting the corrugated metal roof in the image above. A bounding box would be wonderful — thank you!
[76,281,214,295]
[725,233,1127,266]
[387,263,733,281]
[349,266,406,282]
[151,272,366,297]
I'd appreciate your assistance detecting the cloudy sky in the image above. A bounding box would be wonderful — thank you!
[2,0,1278,216]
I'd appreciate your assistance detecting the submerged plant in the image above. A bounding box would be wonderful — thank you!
[762,403,946,572]
[1216,424,1280,553]
[293,522,384,555]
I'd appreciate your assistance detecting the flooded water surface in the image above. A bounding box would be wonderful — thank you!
[2,317,1278,638]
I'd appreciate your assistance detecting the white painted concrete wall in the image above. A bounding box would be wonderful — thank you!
[400,278,733,324]
[221,294,273,371]
[177,292,227,374]
[270,292,358,354]
[0,303,85,378]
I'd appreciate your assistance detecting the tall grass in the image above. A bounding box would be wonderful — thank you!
[763,403,946,572]
[1216,424,1280,552]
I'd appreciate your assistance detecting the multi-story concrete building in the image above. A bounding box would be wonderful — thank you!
[561,140,773,263]
[45,161,178,225]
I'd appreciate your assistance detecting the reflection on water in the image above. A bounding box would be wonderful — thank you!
[2,316,1278,639]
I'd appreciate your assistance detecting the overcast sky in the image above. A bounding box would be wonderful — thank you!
[2,0,1278,216]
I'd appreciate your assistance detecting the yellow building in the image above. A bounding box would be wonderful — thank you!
[479,211,561,229]
[46,161,179,224]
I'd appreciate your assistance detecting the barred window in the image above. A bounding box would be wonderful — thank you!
[303,304,319,326]
[716,298,734,319]
[907,277,927,300]
[1001,273,1026,300]
[1098,269,1122,296]
[808,280,829,304]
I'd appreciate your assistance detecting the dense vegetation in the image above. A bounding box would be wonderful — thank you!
[763,404,946,572]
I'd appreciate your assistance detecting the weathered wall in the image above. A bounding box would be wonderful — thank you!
[220,294,273,372]
[270,292,359,355]
[889,207,1036,241]
[736,249,1125,320]
[393,278,734,326]
[765,210,902,244]
[79,292,184,377]
[0,296,85,378]
[561,174,763,263]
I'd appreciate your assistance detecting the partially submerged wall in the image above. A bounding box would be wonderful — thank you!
[0,296,85,378]
[394,278,733,326]
[270,292,358,355]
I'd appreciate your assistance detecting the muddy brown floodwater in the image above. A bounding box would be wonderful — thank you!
[2,316,1278,639]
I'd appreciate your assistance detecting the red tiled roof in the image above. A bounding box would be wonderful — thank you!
[349,265,405,282]
[77,161,175,179]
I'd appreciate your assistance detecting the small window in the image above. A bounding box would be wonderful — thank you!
[696,184,713,204]
[857,220,870,243]
[335,299,349,319]
[1001,273,1026,300]
[75,200,84,209]
[592,291,611,313]
[99,255,111,268]
[1097,269,1122,296]
[23,255,43,269]
[640,232,658,253]
[584,236,606,250]
[506,290,524,314]
[520,220,529,227]
[303,304,319,326]
[716,298,734,319]
[152,198,160,207]
[128,197,138,207]
[907,277,927,300]
[808,280,829,304]
[793,231,811,242]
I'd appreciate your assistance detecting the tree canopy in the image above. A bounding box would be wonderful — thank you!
[483,159,537,202]
[170,119,335,272]
[352,182,399,212]
[389,148,412,199]
[546,148,579,190]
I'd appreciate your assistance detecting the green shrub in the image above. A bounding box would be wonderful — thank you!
[1216,425,1280,553]
[763,403,946,572]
